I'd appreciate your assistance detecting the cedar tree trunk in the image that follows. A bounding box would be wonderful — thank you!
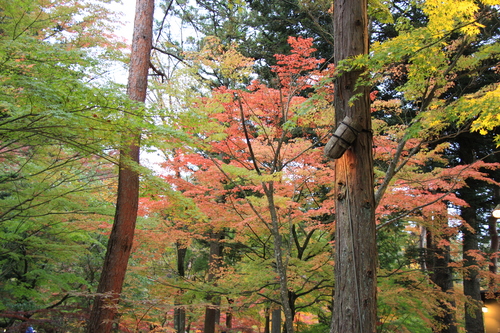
[455,137,485,333]
[86,1,154,332]
[329,0,377,332]
[426,231,458,333]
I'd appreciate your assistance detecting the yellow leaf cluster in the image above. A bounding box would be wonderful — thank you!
[186,36,254,84]
[424,0,477,36]
[424,0,500,37]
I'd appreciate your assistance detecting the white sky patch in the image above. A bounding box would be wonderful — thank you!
[98,0,135,84]
[109,0,136,44]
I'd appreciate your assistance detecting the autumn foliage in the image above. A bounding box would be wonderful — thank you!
[2,0,500,332]
[134,37,336,331]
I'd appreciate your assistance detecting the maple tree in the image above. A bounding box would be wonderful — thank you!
[0,145,116,331]
[0,0,132,331]
[135,36,336,332]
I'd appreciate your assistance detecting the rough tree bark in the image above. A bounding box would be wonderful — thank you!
[86,1,154,332]
[327,0,377,332]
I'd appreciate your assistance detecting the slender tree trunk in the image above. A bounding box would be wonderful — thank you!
[287,291,297,323]
[225,298,233,329]
[264,182,295,333]
[86,1,154,332]
[264,306,270,333]
[174,242,187,333]
[204,231,223,333]
[490,214,499,277]
[329,0,377,332]
[490,187,500,287]
[420,225,428,271]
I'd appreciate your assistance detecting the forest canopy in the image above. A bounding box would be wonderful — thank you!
[1,0,500,332]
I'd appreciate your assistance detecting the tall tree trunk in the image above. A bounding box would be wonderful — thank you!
[426,231,458,333]
[489,214,499,277]
[461,206,485,333]
[174,242,187,333]
[204,231,223,333]
[328,0,377,332]
[455,136,485,332]
[86,1,154,332]
[490,187,500,288]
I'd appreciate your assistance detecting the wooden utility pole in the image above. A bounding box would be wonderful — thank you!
[327,0,377,332]
[86,0,154,332]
